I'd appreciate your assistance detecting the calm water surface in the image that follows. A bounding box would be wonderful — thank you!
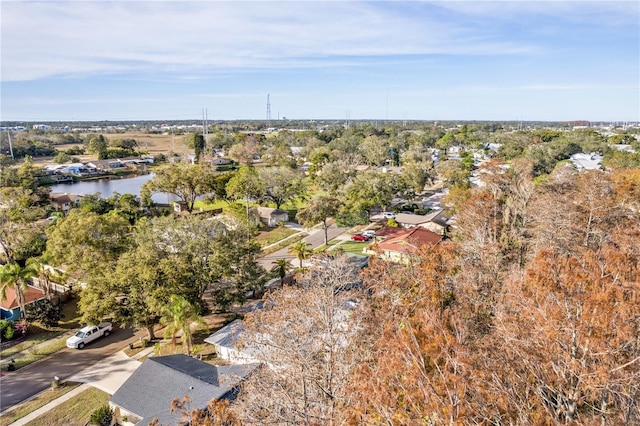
[48,174,178,204]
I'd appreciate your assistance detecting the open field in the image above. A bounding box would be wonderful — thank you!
[31,131,190,166]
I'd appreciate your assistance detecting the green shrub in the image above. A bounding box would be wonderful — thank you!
[89,404,113,426]
[0,319,16,342]
[26,299,62,327]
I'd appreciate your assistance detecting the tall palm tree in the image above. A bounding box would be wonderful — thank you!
[271,258,292,287]
[0,261,38,320]
[288,240,312,268]
[27,256,66,301]
[159,295,207,356]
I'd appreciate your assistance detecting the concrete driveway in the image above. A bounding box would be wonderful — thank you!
[67,350,143,395]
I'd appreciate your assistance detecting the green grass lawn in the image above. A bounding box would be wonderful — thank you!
[255,227,299,247]
[23,387,110,426]
[329,241,371,256]
[0,382,82,426]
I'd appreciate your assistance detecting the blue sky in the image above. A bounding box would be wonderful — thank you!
[1,1,638,122]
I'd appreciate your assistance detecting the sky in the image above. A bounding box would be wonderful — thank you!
[1,1,638,122]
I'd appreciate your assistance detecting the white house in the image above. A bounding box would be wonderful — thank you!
[569,153,603,170]
[257,207,289,227]
[204,319,262,364]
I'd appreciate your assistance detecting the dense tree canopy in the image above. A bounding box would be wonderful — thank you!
[141,163,218,213]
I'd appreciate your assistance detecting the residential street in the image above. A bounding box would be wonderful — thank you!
[0,223,349,414]
[0,326,145,412]
[258,223,348,270]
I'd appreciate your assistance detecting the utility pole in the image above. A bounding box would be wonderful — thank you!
[7,131,15,160]
[202,108,208,145]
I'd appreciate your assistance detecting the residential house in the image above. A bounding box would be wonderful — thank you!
[0,285,46,320]
[569,153,603,170]
[204,319,262,364]
[85,159,127,173]
[120,156,154,165]
[213,158,232,165]
[394,209,450,235]
[50,193,82,212]
[298,161,313,174]
[173,201,189,213]
[109,354,256,426]
[367,226,443,263]
[381,166,403,174]
[257,207,289,227]
[61,163,90,176]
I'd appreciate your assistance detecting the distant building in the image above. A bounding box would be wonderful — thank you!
[257,207,289,227]
[50,193,83,212]
[569,153,603,171]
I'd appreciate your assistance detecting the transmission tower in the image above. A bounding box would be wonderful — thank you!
[266,94,272,125]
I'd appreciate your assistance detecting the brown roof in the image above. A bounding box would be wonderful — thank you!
[50,193,82,204]
[376,227,443,255]
[0,285,46,310]
[374,226,407,238]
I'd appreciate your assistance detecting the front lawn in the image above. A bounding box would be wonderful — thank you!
[23,387,109,426]
[255,227,299,247]
[0,382,82,426]
[329,241,371,256]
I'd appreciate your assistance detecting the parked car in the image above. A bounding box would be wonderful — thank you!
[382,212,396,219]
[361,230,377,238]
[351,234,370,242]
[66,323,113,349]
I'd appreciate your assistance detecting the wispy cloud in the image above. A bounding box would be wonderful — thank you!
[1,1,551,81]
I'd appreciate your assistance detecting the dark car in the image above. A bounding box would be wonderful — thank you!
[351,234,370,242]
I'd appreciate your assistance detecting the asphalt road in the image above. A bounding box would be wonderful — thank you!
[258,223,348,270]
[0,326,145,412]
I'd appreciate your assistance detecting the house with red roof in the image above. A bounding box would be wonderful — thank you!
[0,285,46,320]
[366,226,443,263]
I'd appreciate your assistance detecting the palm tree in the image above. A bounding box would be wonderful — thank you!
[159,295,207,356]
[288,240,312,268]
[27,256,66,301]
[271,258,292,287]
[0,261,38,320]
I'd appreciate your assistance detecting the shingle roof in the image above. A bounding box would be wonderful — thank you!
[109,354,255,425]
[204,319,244,348]
[0,285,46,310]
[257,206,287,218]
[395,209,449,226]
[376,227,443,255]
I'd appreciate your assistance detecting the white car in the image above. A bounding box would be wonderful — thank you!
[362,230,377,238]
[381,212,396,219]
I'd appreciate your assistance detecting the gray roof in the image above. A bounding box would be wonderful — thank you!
[204,319,244,348]
[395,209,449,226]
[257,206,287,218]
[110,354,255,425]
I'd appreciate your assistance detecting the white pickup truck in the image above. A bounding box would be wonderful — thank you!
[66,323,113,349]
